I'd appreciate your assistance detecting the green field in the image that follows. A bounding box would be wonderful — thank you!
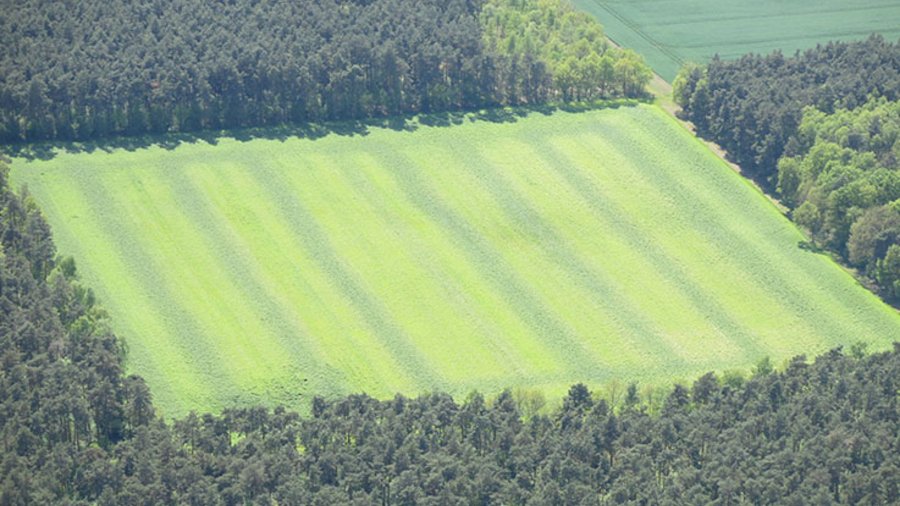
[10,104,900,417]
[573,0,900,81]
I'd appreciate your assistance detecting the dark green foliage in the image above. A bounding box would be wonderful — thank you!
[2,161,897,504]
[1,0,489,142]
[0,0,650,144]
[0,162,152,503]
[104,345,895,505]
[674,35,900,188]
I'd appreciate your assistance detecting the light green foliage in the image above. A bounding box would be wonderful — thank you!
[482,0,651,99]
[672,63,705,109]
[778,99,900,289]
[571,0,900,81]
[11,105,900,417]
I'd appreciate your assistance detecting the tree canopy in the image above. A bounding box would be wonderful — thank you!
[674,35,899,188]
[0,0,651,144]
[480,0,651,103]
[778,98,900,299]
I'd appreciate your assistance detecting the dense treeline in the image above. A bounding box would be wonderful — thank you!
[674,35,899,186]
[0,0,650,144]
[674,36,900,300]
[3,162,898,504]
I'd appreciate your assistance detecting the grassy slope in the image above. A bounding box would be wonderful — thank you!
[11,104,900,417]
[572,0,900,81]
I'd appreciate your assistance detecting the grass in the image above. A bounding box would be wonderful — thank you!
[10,104,900,417]
[572,0,900,81]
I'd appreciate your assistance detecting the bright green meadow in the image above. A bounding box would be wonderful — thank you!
[10,104,900,417]
[573,0,900,81]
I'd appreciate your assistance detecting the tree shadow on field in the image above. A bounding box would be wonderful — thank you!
[2,98,645,162]
[796,239,900,309]
[797,241,826,254]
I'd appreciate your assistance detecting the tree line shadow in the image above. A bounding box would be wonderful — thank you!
[2,98,644,162]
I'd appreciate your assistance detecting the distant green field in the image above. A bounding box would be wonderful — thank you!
[573,0,900,80]
[11,104,900,417]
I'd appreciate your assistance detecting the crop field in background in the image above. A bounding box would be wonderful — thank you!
[11,104,900,417]
[572,0,900,81]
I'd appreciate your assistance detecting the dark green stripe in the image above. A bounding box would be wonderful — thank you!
[163,167,331,398]
[69,166,237,403]
[251,160,443,389]
[368,142,599,376]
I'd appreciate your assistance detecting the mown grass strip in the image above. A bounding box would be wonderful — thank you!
[368,141,600,376]
[62,165,237,411]
[494,134,764,364]
[250,157,442,390]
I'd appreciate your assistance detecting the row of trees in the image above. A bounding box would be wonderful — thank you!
[674,36,900,300]
[2,161,897,504]
[0,0,651,144]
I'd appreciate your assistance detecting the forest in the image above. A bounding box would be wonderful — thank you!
[3,1,900,504]
[674,36,900,300]
[2,159,897,505]
[0,0,650,143]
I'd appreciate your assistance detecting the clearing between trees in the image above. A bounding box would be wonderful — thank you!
[10,104,900,416]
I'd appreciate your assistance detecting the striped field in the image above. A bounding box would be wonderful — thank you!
[573,0,900,81]
[10,104,900,417]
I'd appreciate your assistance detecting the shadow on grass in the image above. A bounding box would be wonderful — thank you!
[2,98,644,162]
[797,240,826,254]
[796,239,900,309]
